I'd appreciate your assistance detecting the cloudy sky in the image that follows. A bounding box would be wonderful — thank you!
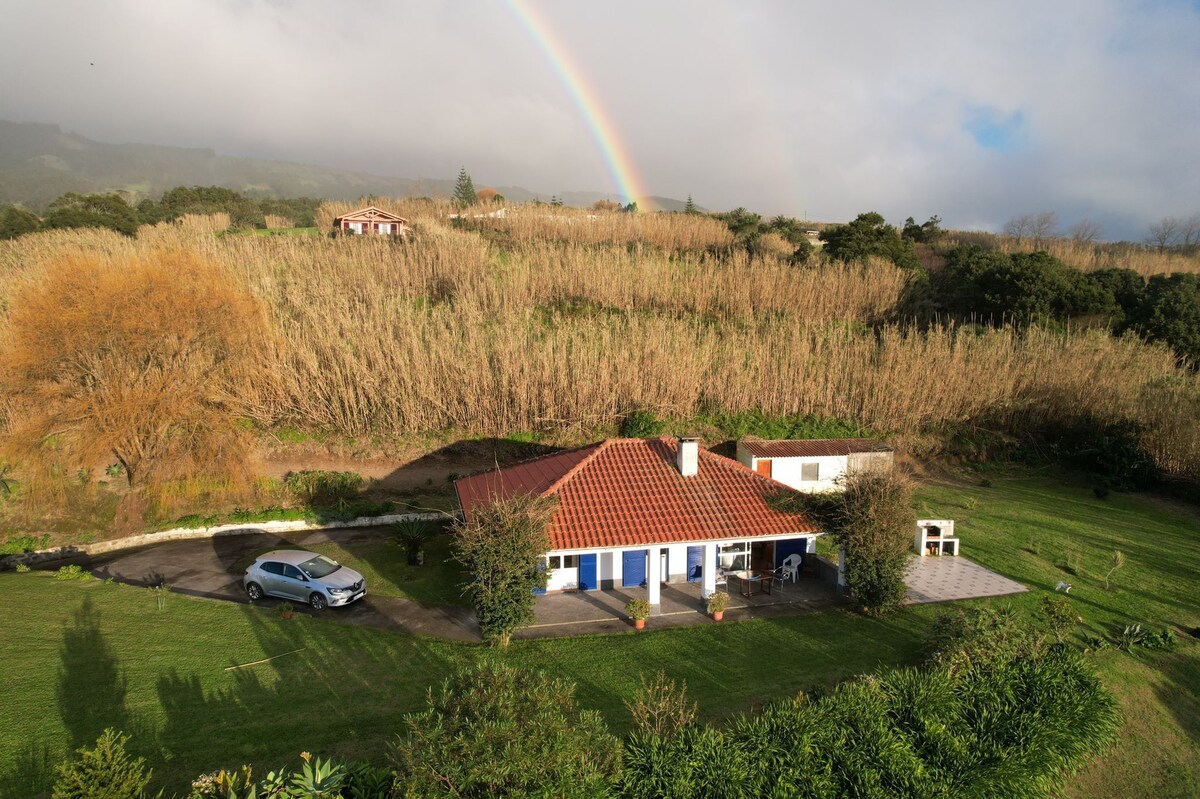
[2,0,1198,237]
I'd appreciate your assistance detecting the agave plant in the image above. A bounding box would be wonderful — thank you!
[289,752,346,797]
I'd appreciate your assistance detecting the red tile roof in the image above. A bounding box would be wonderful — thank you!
[738,437,892,458]
[454,438,815,551]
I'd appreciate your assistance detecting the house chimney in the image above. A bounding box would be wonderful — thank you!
[677,436,699,477]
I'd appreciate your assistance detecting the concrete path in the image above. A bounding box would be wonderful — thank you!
[904,556,1027,605]
[517,578,844,639]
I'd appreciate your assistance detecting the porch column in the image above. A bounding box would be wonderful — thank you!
[647,546,661,605]
[837,546,848,590]
[701,542,717,598]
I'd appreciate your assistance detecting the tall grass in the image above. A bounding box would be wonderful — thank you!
[1,220,1198,480]
[949,232,1200,276]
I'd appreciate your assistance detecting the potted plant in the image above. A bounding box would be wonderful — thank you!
[706,591,730,621]
[626,598,652,630]
[277,601,295,620]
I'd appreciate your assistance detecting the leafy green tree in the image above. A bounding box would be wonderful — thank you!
[683,195,697,214]
[820,211,920,269]
[0,204,41,239]
[153,185,264,228]
[452,167,478,207]
[42,193,139,237]
[1130,273,1200,366]
[901,214,943,243]
[930,245,1118,325]
[52,729,151,799]
[1088,268,1145,326]
[393,663,621,797]
[452,493,555,646]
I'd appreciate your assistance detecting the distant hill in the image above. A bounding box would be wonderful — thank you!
[0,120,690,212]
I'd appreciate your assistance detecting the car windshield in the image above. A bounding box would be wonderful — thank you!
[297,555,341,579]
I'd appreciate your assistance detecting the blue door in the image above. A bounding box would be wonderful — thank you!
[775,537,809,569]
[578,553,597,590]
[622,550,648,587]
[533,561,548,595]
[686,546,704,582]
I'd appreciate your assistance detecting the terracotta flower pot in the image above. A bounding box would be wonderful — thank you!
[712,611,724,621]
[634,618,646,630]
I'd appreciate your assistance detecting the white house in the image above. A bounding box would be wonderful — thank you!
[735,437,894,493]
[454,436,820,605]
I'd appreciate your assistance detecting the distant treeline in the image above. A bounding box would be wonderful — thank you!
[0,186,323,238]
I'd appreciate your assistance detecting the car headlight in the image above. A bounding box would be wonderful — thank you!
[328,586,352,595]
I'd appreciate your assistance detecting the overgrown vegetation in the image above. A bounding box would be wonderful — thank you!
[1,198,1198,526]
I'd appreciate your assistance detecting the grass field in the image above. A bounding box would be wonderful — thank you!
[1,472,1196,797]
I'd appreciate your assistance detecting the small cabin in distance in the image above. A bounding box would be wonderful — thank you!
[333,206,410,237]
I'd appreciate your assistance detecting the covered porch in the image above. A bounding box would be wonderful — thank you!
[517,566,842,639]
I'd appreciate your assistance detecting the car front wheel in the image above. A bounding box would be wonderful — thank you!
[309,592,327,611]
[246,582,264,601]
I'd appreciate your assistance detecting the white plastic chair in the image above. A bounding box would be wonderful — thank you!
[780,554,803,582]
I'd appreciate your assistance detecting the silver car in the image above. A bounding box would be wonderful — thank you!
[243,549,366,611]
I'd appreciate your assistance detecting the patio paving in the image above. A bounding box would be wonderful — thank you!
[904,556,1027,605]
[515,576,843,640]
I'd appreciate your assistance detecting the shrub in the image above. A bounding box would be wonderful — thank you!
[925,603,1046,675]
[626,597,652,621]
[625,672,698,738]
[15,563,31,573]
[53,729,151,799]
[828,469,915,614]
[0,533,49,554]
[620,408,666,438]
[1038,594,1079,643]
[55,565,91,581]
[283,470,365,507]
[705,591,730,615]
[452,493,555,646]
[393,663,620,798]
[393,519,438,566]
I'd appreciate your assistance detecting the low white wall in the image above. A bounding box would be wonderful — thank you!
[0,510,455,569]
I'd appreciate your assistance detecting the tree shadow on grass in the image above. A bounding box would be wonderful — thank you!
[56,597,129,751]
[0,739,56,799]
[148,603,468,791]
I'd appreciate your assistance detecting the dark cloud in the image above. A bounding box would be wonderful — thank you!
[1,0,1196,237]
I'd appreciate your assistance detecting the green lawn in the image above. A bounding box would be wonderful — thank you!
[1,472,1197,797]
[915,471,1200,799]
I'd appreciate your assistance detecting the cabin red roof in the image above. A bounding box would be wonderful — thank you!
[333,205,410,224]
[454,438,815,551]
[738,437,892,458]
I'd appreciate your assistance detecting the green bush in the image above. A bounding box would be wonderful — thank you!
[55,565,91,581]
[620,409,666,438]
[0,533,49,555]
[393,663,620,797]
[53,729,151,799]
[283,470,366,507]
[452,493,556,646]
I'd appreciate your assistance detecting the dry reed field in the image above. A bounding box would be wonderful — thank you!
[963,233,1200,276]
[1,211,1198,483]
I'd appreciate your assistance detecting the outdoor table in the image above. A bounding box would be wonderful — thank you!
[731,570,774,598]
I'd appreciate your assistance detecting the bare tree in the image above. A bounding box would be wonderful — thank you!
[0,250,271,524]
[1146,216,1183,253]
[1181,213,1200,254]
[1069,218,1103,245]
[1003,213,1035,244]
[1030,211,1059,249]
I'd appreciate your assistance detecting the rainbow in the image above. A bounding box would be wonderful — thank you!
[506,0,647,205]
